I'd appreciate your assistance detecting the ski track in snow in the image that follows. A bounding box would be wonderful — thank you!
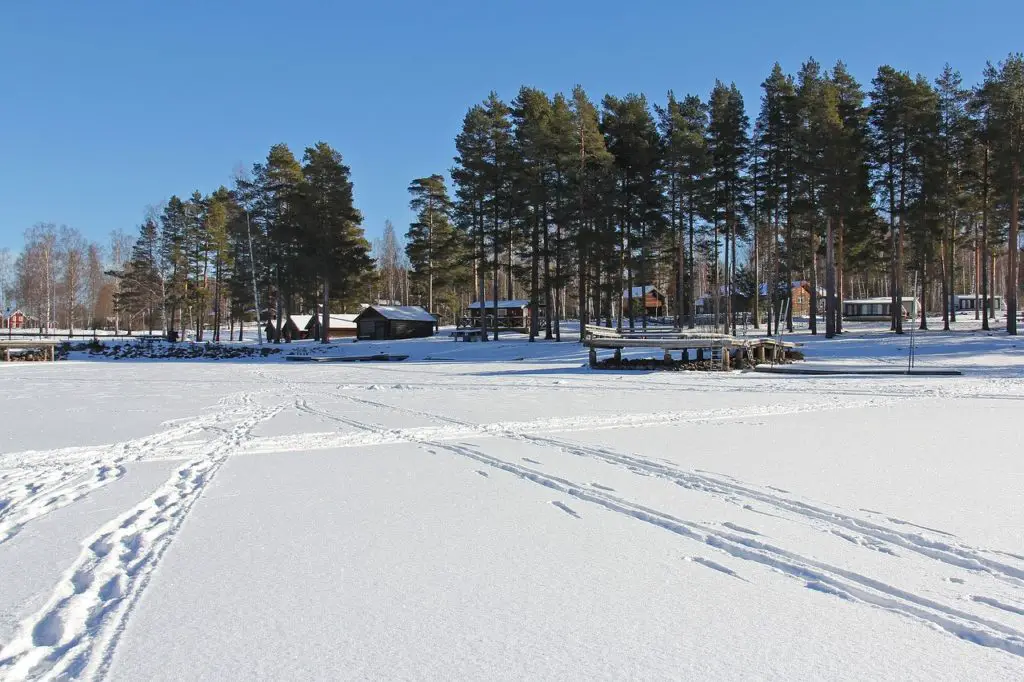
[0,393,285,680]
[420,438,1024,659]
[0,390,271,545]
[274,383,1024,660]
[4,364,1024,675]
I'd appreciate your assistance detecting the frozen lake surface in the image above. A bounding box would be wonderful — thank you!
[1,323,1023,680]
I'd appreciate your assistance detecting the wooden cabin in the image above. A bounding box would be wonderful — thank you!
[265,315,314,342]
[466,300,545,332]
[843,297,919,321]
[621,286,666,317]
[757,281,826,317]
[306,313,358,339]
[354,305,436,340]
[949,294,1003,313]
[2,310,26,330]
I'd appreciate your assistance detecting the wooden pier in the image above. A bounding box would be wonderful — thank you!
[583,325,795,370]
[0,339,59,362]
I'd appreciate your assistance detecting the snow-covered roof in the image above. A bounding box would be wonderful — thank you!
[289,315,313,330]
[328,314,357,329]
[467,299,531,310]
[267,315,314,329]
[359,305,436,322]
[843,297,919,305]
[622,285,662,299]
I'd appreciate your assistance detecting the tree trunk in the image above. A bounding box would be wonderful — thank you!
[809,219,819,336]
[530,208,540,341]
[825,216,836,338]
[982,144,991,332]
[686,207,695,329]
[941,238,950,331]
[543,213,552,340]
[919,261,928,331]
[949,211,957,324]
[478,210,488,342]
[1007,160,1019,336]
[321,279,330,344]
[492,221,500,342]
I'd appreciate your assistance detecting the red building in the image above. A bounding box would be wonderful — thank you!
[3,310,26,329]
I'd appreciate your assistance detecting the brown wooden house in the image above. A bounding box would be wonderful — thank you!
[354,306,436,340]
[621,286,666,317]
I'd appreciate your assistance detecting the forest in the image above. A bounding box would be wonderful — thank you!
[3,55,1023,341]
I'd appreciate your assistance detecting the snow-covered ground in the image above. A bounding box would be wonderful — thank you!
[1,321,1022,680]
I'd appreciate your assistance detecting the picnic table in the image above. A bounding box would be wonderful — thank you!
[450,328,484,342]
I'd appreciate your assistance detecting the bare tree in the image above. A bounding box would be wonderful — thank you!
[374,220,405,303]
[58,226,87,332]
[0,247,12,314]
[20,223,58,331]
[86,243,106,329]
[109,228,133,332]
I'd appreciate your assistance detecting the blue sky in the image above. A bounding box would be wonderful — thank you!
[1,0,1022,255]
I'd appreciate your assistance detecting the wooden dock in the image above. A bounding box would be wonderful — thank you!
[0,339,59,362]
[583,325,795,370]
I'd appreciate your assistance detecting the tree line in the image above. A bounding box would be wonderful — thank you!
[1,224,133,332]
[114,142,373,342]
[6,55,1023,342]
[403,54,1023,340]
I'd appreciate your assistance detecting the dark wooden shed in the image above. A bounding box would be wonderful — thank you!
[354,305,436,340]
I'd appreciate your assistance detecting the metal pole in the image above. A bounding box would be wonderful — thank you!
[245,210,263,345]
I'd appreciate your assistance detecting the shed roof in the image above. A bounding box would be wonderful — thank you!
[289,315,314,330]
[467,299,531,310]
[357,305,435,322]
[622,285,662,299]
[843,297,919,305]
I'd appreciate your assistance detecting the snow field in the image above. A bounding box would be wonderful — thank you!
[0,324,1022,680]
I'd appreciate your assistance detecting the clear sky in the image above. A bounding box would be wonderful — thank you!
[1,0,1022,254]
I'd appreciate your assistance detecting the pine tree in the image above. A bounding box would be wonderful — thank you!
[707,81,750,334]
[568,86,613,340]
[829,62,872,336]
[453,104,492,340]
[511,87,554,340]
[406,174,455,315]
[482,93,514,340]
[979,54,1024,334]
[756,64,797,334]
[298,142,372,343]
[657,92,709,326]
[247,144,304,342]
[117,219,163,333]
[602,94,664,331]
[869,66,918,334]
[935,65,971,330]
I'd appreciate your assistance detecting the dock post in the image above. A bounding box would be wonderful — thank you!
[757,344,765,363]
[49,345,55,361]
[589,347,597,368]
[3,348,8,362]
[722,346,731,370]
